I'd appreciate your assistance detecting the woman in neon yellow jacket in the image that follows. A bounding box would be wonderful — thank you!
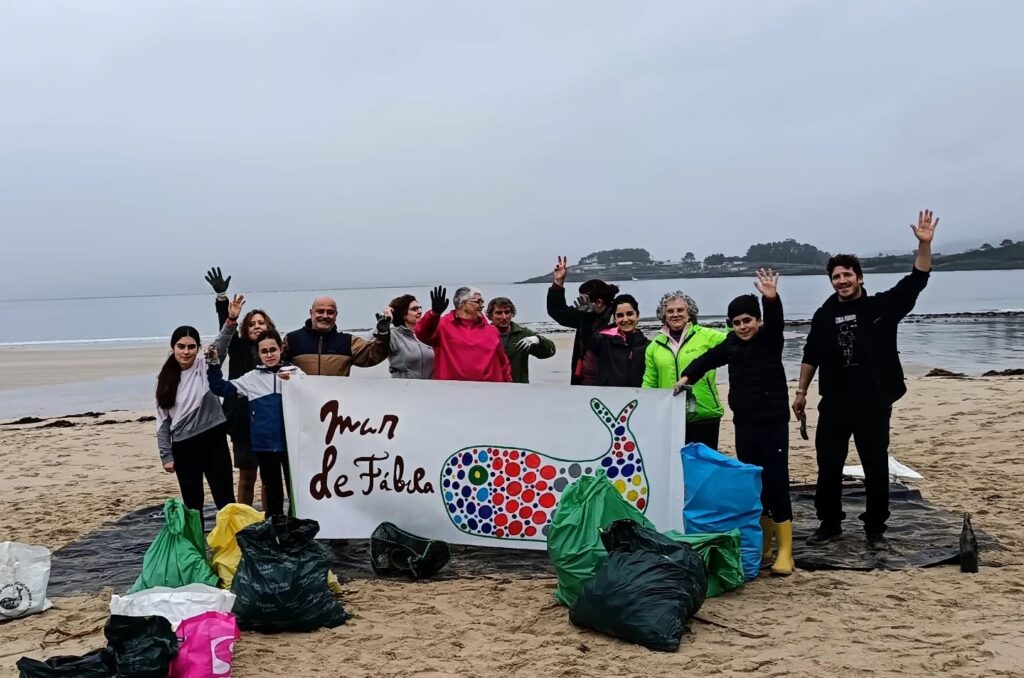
[642,291,727,449]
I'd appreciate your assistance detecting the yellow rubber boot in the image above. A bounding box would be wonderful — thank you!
[760,516,775,568]
[771,520,795,577]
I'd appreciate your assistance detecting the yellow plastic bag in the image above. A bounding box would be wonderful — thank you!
[208,503,345,593]
[208,504,264,590]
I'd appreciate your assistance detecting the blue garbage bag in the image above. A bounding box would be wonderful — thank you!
[681,443,762,581]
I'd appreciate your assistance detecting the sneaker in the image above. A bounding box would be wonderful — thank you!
[806,523,843,545]
[866,532,889,550]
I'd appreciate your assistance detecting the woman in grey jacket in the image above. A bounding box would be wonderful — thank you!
[387,294,435,379]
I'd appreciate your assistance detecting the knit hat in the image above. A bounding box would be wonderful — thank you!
[727,294,761,323]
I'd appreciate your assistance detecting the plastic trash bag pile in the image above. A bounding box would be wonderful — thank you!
[14,499,354,676]
[547,461,749,651]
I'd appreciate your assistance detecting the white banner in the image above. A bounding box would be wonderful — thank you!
[283,376,686,548]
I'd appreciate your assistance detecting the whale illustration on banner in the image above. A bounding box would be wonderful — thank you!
[439,398,649,541]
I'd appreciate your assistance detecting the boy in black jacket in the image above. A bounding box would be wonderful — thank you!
[674,269,794,576]
[794,210,938,551]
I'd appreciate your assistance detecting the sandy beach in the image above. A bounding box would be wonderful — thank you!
[1,341,1023,677]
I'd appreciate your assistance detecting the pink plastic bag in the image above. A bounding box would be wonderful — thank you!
[169,611,240,678]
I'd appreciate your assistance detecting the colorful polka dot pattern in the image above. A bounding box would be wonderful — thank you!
[441,399,648,541]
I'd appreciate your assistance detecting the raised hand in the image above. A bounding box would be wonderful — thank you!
[204,267,231,296]
[573,293,595,313]
[754,268,779,299]
[910,209,939,244]
[205,345,220,364]
[375,306,394,334]
[226,294,243,321]
[430,286,449,315]
[553,256,569,287]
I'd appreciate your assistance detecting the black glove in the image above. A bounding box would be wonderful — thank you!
[573,294,596,313]
[204,267,231,295]
[375,313,392,335]
[430,286,449,315]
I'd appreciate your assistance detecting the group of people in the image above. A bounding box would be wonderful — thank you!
[155,209,940,579]
[153,275,558,522]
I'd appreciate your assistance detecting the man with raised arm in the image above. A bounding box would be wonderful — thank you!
[794,210,940,550]
[283,296,391,376]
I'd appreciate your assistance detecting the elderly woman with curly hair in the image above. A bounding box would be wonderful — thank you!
[642,290,727,448]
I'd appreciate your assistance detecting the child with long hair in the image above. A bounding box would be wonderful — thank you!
[155,325,236,516]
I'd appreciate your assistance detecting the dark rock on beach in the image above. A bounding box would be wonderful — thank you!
[39,419,77,428]
[924,368,968,378]
[1,416,45,425]
[981,368,1024,377]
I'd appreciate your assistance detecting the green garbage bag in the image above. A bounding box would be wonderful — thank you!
[546,475,653,607]
[665,529,745,598]
[129,499,218,593]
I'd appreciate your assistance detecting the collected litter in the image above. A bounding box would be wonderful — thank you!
[130,499,218,593]
[231,516,349,632]
[682,443,764,581]
[569,520,707,652]
[960,512,979,573]
[17,614,179,678]
[169,611,240,677]
[370,522,451,579]
[547,474,653,606]
[110,584,236,629]
[1,541,53,621]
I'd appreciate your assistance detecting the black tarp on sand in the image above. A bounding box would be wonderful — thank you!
[791,484,1003,571]
[48,504,551,597]
[47,484,1001,596]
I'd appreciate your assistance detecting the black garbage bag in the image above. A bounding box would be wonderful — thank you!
[232,516,350,632]
[16,649,116,677]
[370,522,451,580]
[569,520,708,652]
[104,614,178,678]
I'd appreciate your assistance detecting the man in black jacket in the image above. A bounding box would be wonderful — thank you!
[794,210,939,550]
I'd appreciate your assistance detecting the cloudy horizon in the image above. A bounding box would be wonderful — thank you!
[2,0,1022,300]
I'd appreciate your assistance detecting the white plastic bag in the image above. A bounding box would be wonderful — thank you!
[109,583,236,629]
[844,454,925,482]
[0,541,53,620]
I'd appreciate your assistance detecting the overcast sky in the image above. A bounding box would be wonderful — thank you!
[1,0,1022,299]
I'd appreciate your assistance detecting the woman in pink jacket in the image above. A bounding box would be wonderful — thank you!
[415,286,512,383]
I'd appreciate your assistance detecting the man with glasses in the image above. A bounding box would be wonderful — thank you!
[282,296,391,376]
[414,286,512,382]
